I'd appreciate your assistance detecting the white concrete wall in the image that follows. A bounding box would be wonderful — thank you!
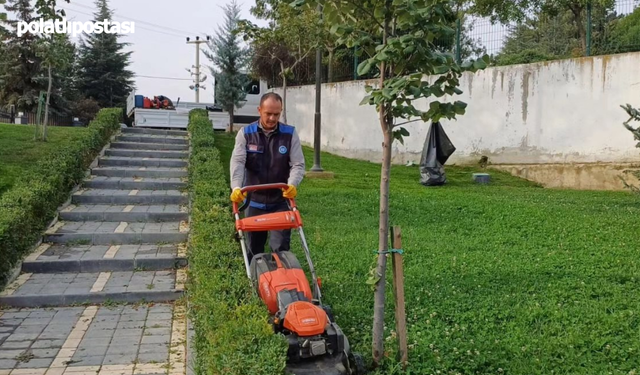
[274,52,640,168]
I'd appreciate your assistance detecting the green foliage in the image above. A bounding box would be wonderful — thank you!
[203,0,250,130]
[215,132,640,374]
[0,108,121,286]
[0,0,46,112]
[470,0,615,24]
[604,6,640,53]
[76,0,135,109]
[621,103,640,149]
[186,109,289,375]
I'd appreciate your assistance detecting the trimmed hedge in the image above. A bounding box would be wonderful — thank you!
[0,108,122,285]
[187,109,288,375]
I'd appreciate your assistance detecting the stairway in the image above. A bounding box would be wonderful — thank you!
[0,127,192,375]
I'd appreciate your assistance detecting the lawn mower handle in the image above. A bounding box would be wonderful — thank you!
[232,183,297,214]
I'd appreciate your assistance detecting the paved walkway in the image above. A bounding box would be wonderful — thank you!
[0,127,192,375]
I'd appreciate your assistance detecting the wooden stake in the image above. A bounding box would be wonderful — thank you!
[391,226,408,369]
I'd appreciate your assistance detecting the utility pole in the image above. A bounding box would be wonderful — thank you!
[186,36,209,103]
[310,3,324,172]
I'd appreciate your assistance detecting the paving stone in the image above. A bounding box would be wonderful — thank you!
[0,350,24,359]
[30,340,64,349]
[136,352,167,364]
[140,335,169,345]
[102,353,137,365]
[75,345,108,357]
[68,356,105,366]
[0,359,17,369]
[1,341,32,349]
[15,358,54,368]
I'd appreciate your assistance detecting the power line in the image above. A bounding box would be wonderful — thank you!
[136,75,192,81]
[68,2,203,37]
[62,6,188,39]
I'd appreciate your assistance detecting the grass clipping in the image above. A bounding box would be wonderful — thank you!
[187,109,288,375]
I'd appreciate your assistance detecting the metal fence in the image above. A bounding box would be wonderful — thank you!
[7,111,74,127]
[270,0,640,87]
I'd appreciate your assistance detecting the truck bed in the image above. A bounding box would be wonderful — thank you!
[131,108,228,130]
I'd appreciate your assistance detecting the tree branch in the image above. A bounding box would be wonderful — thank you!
[394,118,422,127]
[325,0,386,33]
[290,46,314,70]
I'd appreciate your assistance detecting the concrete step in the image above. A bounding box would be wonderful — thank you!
[105,149,189,159]
[91,167,188,178]
[72,189,187,205]
[0,270,186,307]
[122,127,189,136]
[59,204,188,222]
[110,141,189,151]
[99,156,188,168]
[43,220,189,245]
[83,176,187,190]
[115,134,188,145]
[21,243,187,273]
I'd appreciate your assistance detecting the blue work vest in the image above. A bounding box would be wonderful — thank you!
[243,121,295,209]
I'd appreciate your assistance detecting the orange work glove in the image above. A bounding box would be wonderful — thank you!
[282,184,297,199]
[230,188,247,203]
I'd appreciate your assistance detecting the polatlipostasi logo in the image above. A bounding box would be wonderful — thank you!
[16,18,135,37]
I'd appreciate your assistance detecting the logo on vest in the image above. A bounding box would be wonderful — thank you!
[279,145,288,154]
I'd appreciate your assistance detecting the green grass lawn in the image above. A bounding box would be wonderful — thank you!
[215,132,640,374]
[0,123,89,196]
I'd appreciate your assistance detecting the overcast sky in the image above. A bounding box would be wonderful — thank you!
[57,0,268,105]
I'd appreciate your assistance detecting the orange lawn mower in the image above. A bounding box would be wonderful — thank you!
[233,183,365,375]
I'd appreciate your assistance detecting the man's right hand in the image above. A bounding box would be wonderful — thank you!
[230,188,247,203]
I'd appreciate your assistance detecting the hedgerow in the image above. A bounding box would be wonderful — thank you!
[0,108,122,285]
[186,109,288,375]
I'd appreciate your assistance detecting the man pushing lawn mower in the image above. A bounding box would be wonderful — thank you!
[229,92,305,261]
[229,93,364,375]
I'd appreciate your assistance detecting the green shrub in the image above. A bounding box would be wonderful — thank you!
[0,108,122,285]
[186,109,288,375]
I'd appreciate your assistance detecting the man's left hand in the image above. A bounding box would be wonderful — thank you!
[282,184,297,199]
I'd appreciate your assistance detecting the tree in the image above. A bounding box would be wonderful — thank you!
[204,0,250,133]
[0,0,46,112]
[77,0,134,109]
[293,0,489,369]
[33,0,73,141]
[470,0,615,54]
[239,0,322,123]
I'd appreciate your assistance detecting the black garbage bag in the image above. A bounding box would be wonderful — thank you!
[419,121,456,186]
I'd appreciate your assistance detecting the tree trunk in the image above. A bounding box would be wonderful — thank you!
[372,11,390,369]
[328,49,334,83]
[570,5,586,53]
[282,75,288,124]
[43,64,52,141]
[228,107,234,133]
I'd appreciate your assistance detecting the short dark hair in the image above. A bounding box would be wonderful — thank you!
[260,92,283,106]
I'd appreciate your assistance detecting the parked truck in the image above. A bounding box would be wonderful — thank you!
[126,76,267,130]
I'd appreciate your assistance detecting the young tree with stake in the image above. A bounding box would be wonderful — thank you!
[204,0,250,133]
[292,0,489,369]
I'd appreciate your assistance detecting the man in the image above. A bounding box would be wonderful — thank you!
[229,92,305,262]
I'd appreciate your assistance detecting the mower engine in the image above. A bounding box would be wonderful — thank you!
[250,252,349,363]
